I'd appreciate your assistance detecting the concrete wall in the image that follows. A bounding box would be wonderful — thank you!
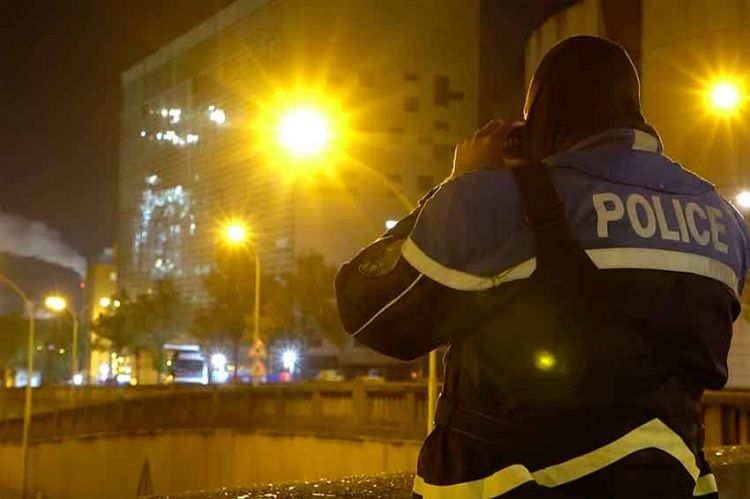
[0,382,746,496]
[0,385,202,420]
[0,430,420,499]
[728,317,750,388]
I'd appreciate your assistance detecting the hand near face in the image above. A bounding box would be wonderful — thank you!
[451,120,519,179]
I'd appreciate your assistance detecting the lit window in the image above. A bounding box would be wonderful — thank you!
[208,106,227,125]
[168,108,182,124]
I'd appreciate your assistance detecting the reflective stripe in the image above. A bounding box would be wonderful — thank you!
[632,129,661,153]
[558,128,662,155]
[351,274,423,337]
[414,419,705,498]
[402,240,739,296]
[413,464,534,499]
[693,473,718,496]
[533,419,699,485]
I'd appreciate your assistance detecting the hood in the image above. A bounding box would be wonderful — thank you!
[523,35,658,161]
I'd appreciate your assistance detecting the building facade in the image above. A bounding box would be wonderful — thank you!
[84,250,118,383]
[119,0,479,302]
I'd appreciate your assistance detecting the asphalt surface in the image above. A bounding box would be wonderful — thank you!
[152,473,414,499]
[153,447,750,499]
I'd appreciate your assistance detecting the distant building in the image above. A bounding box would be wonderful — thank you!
[118,0,479,302]
[85,248,118,383]
[120,0,750,383]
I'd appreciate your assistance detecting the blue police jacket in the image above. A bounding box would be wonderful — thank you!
[335,128,750,496]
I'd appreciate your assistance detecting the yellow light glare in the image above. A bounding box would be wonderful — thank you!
[99,297,111,308]
[708,81,742,112]
[736,191,750,208]
[277,107,331,158]
[223,221,248,245]
[533,350,557,371]
[44,295,67,312]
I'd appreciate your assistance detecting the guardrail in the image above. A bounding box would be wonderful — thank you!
[703,390,750,446]
[0,384,746,447]
[0,382,428,444]
[0,384,202,419]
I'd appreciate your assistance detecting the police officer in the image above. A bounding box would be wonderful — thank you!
[335,36,750,498]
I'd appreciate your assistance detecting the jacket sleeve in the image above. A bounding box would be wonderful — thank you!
[335,173,515,360]
[335,187,460,360]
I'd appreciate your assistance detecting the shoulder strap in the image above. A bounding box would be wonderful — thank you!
[510,162,599,288]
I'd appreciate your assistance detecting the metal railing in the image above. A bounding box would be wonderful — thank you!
[703,389,750,446]
[0,383,747,448]
[0,382,428,444]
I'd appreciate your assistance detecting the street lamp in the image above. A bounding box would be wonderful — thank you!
[736,191,750,209]
[225,222,247,245]
[281,349,298,372]
[707,80,743,114]
[44,294,80,384]
[277,106,332,158]
[260,90,436,430]
[0,274,34,498]
[221,220,263,383]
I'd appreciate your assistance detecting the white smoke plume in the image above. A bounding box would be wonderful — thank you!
[0,212,86,278]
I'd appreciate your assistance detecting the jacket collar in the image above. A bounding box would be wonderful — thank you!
[549,127,663,161]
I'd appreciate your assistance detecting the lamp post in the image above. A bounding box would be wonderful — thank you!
[272,100,440,432]
[706,80,743,114]
[43,295,80,384]
[0,274,34,498]
[222,220,263,384]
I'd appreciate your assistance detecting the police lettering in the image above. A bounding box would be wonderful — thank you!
[592,193,728,254]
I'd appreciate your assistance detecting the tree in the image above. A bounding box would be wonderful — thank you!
[193,250,346,379]
[192,248,278,376]
[0,313,28,377]
[92,278,186,379]
[275,253,347,348]
[91,289,132,353]
[135,278,186,372]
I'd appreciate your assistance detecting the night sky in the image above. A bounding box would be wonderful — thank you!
[0,0,232,262]
[0,0,233,307]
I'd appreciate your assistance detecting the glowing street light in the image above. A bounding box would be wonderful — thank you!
[44,295,67,312]
[210,353,228,371]
[44,294,79,385]
[736,191,750,209]
[277,106,331,158]
[218,220,263,384]
[223,220,248,245]
[98,296,111,308]
[707,80,742,113]
[281,349,298,372]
